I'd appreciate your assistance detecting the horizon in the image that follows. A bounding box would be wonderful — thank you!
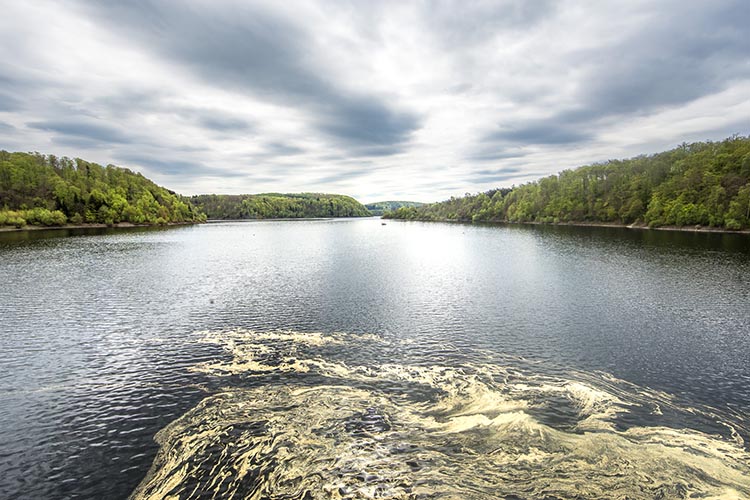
[1,1,749,203]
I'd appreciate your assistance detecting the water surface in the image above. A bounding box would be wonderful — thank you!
[1,220,749,498]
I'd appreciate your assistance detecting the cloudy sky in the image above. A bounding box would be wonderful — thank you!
[1,1,748,202]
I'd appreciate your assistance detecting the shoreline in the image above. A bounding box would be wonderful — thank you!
[386,217,750,235]
[0,221,201,233]
[510,220,750,234]
[207,216,376,222]
[4,217,748,235]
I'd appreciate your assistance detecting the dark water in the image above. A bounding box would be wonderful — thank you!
[1,220,749,499]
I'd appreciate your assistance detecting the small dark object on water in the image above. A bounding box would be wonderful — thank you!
[381,222,387,226]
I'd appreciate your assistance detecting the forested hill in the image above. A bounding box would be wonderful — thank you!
[0,151,205,228]
[192,193,372,219]
[385,135,750,230]
[365,201,424,216]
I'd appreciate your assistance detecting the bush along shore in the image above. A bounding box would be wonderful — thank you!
[385,135,750,232]
[0,151,206,229]
[0,219,201,232]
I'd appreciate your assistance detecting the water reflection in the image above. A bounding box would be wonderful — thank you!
[0,220,748,498]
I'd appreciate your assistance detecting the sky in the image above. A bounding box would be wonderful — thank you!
[0,1,749,203]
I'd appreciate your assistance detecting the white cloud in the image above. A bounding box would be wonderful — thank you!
[0,0,748,203]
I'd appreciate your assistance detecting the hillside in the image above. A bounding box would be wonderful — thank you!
[365,201,424,216]
[0,151,205,228]
[385,135,750,230]
[192,193,372,219]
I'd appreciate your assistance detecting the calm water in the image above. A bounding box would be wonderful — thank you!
[1,219,749,499]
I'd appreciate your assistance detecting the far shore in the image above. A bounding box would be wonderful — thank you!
[387,217,750,235]
[512,219,750,234]
[0,221,201,233]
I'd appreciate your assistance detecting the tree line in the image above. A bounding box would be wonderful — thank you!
[191,193,372,219]
[365,201,424,216]
[0,151,206,228]
[385,135,750,230]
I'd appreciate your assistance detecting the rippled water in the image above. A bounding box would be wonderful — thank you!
[1,220,749,499]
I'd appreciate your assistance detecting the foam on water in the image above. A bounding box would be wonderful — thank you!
[132,330,750,499]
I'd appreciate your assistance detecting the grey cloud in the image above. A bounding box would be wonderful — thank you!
[0,73,37,111]
[173,144,207,154]
[478,2,749,151]
[317,100,417,152]
[472,167,521,176]
[316,169,371,184]
[347,143,409,157]
[577,3,750,116]
[239,162,301,177]
[172,105,256,135]
[93,89,163,114]
[115,153,246,178]
[0,121,16,133]
[51,136,111,150]
[196,114,253,133]
[73,0,419,152]
[467,150,528,162]
[94,90,255,134]
[0,92,22,112]
[426,0,557,46]
[263,142,305,156]
[484,122,592,146]
[466,166,529,184]
[29,119,134,145]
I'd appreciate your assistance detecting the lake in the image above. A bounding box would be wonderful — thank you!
[1,219,749,499]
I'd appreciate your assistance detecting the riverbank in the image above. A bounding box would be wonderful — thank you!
[510,220,750,234]
[205,216,377,223]
[388,217,750,234]
[0,221,201,232]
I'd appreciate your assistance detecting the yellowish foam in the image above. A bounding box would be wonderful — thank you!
[131,329,750,499]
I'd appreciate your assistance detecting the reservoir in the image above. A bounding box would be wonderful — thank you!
[1,219,749,498]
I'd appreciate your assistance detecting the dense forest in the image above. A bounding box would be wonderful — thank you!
[192,193,372,219]
[385,136,750,230]
[365,201,424,216]
[0,151,205,228]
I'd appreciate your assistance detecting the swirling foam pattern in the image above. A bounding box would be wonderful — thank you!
[132,330,750,499]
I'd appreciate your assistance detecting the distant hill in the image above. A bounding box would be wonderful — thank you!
[0,151,205,228]
[192,193,372,219]
[384,135,750,230]
[365,201,424,216]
